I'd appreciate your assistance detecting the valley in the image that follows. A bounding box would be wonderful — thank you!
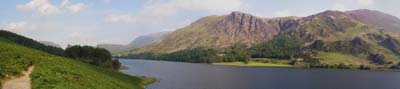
[1,0,400,88]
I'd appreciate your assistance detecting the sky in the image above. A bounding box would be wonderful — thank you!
[0,0,399,48]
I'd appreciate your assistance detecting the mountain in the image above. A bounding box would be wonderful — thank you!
[131,10,400,54]
[131,11,299,53]
[40,41,62,48]
[125,9,400,68]
[346,9,400,32]
[129,31,172,48]
[0,30,65,56]
[96,31,171,54]
[97,44,134,54]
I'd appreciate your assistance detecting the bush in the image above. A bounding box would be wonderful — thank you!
[251,34,303,59]
[368,53,386,65]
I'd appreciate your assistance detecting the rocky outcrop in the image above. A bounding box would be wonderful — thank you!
[211,11,288,47]
[133,11,301,53]
[379,36,400,55]
[308,37,370,55]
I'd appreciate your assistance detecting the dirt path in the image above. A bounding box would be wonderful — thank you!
[2,66,34,89]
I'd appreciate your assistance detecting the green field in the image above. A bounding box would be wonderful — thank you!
[0,39,153,88]
[316,52,370,65]
[213,61,292,67]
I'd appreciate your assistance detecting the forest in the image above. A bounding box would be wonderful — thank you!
[65,45,121,69]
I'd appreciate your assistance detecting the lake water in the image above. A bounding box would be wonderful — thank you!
[119,59,400,89]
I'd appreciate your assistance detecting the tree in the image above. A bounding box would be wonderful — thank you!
[112,59,121,70]
[251,34,303,59]
[225,43,251,63]
[65,45,117,69]
[368,53,386,65]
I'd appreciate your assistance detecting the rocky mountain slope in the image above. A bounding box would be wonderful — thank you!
[131,10,392,53]
[131,11,299,53]
[346,9,400,32]
[125,9,400,67]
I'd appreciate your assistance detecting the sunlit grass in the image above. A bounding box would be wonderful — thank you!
[0,40,150,89]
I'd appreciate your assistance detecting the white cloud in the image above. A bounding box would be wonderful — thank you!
[101,0,111,4]
[332,3,348,11]
[1,21,30,32]
[106,0,243,24]
[273,9,292,17]
[17,0,87,16]
[61,0,87,14]
[66,31,98,46]
[143,0,243,16]
[1,21,62,33]
[105,14,136,23]
[16,0,61,16]
[357,0,375,6]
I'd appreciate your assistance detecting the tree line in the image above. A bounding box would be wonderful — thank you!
[0,30,120,69]
[65,45,121,69]
[0,30,65,56]
[126,34,303,64]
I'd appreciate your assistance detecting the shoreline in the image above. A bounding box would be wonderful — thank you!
[212,61,292,67]
[120,59,400,72]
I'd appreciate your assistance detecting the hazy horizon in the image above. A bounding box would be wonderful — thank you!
[0,0,399,48]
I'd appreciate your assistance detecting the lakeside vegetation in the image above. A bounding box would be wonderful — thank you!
[0,30,153,88]
[124,33,400,71]
[213,61,292,67]
[65,45,121,69]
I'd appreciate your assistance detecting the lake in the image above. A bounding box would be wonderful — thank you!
[119,59,400,89]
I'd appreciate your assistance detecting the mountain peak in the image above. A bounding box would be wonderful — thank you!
[316,10,349,17]
[347,9,400,32]
[348,9,382,13]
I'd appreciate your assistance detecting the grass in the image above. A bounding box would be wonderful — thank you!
[0,40,152,89]
[213,61,292,67]
[316,52,370,65]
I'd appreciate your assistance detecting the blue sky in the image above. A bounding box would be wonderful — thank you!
[0,0,399,48]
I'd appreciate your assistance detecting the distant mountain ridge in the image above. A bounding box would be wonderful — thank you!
[129,31,172,48]
[40,41,62,48]
[97,31,171,54]
[97,44,133,54]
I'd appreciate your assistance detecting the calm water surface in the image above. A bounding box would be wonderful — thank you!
[119,59,400,89]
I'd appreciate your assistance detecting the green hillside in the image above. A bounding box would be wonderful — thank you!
[0,30,65,56]
[0,38,151,88]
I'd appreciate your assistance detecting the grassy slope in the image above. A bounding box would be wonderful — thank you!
[316,52,370,65]
[0,40,149,89]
